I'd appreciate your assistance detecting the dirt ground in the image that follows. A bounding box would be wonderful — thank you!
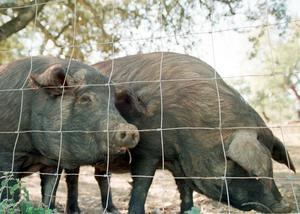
[22,126,300,214]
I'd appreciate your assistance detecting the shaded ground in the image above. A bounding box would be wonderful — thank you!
[23,127,300,213]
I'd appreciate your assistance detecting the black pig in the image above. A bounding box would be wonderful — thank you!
[65,52,295,213]
[0,56,139,206]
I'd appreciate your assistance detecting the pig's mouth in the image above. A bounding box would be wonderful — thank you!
[241,202,273,212]
[115,146,127,153]
[117,147,132,164]
[241,201,292,213]
[110,146,127,154]
[109,146,132,164]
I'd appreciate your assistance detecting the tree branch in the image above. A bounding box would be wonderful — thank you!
[0,3,17,8]
[290,84,300,101]
[55,21,72,40]
[0,0,51,42]
[36,20,62,47]
[218,0,238,15]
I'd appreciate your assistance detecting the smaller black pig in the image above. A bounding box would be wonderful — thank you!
[0,56,139,206]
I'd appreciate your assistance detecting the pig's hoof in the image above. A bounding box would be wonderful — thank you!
[104,206,120,214]
[66,206,81,214]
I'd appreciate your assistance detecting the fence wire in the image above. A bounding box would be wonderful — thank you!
[0,0,299,213]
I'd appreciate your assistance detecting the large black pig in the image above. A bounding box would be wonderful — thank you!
[0,56,139,206]
[64,52,295,213]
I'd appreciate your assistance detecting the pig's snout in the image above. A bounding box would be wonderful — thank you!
[113,123,139,149]
[270,200,292,213]
[116,130,139,146]
[248,199,292,213]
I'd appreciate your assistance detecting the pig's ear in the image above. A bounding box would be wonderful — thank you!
[272,136,296,172]
[114,86,147,116]
[226,130,272,177]
[31,64,68,96]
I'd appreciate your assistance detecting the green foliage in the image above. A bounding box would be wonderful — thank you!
[248,22,300,122]
[0,0,295,123]
[0,34,25,63]
[0,174,54,214]
[0,0,289,64]
[184,206,201,214]
[247,0,290,59]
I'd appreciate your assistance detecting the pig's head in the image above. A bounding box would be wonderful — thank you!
[28,57,139,168]
[179,129,295,213]
[223,130,294,213]
[223,131,290,213]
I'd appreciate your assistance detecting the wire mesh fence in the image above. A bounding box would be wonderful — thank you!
[0,0,299,213]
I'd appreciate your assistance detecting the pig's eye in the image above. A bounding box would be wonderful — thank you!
[78,94,94,104]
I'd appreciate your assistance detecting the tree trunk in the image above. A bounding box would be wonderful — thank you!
[0,0,51,42]
[290,84,300,120]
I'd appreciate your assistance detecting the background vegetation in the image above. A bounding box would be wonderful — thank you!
[0,174,53,213]
[0,0,299,122]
